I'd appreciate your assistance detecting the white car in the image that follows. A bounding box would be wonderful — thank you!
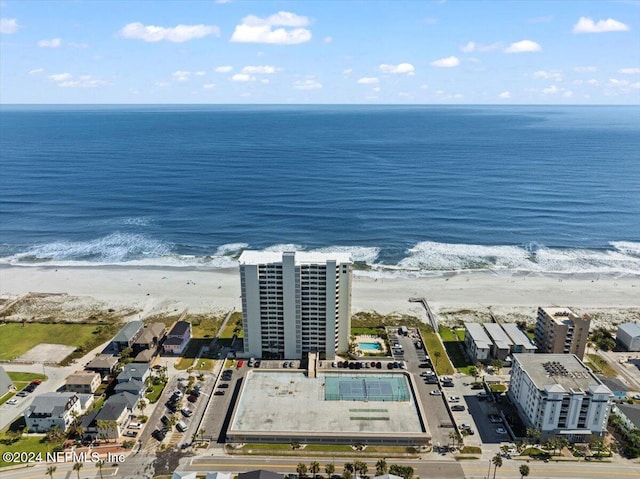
[448,396,460,403]
[496,427,507,435]
[429,390,442,396]
[6,398,18,405]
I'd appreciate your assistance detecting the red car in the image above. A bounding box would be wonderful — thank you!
[237,360,244,368]
[31,380,42,385]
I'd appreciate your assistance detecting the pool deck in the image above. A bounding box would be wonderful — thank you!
[227,370,430,445]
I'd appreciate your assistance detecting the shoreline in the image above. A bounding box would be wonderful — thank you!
[1,265,638,328]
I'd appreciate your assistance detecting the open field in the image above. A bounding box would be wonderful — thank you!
[586,354,617,377]
[0,322,119,362]
[190,313,225,339]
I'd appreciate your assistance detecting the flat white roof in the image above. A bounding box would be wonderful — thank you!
[238,250,352,265]
[501,323,537,351]
[484,323,514,350]
[464,323,492,350]
[229,371,424,436]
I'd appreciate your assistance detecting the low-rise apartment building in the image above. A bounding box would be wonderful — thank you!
[508,354,613,442]
[534,307,591,359]
[65,371,101,394]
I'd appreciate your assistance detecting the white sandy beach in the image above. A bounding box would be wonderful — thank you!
[1,265,638,327]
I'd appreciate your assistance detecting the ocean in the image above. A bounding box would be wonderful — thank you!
[1,105,639,276]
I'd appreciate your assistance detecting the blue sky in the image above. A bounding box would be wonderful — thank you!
[1,0,639,104]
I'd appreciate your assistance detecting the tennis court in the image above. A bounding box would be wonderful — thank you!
[324,373,410,402]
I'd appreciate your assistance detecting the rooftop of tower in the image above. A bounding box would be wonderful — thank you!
[238,250,353,265]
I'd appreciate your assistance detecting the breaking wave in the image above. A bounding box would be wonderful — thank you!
[1,236,639,277]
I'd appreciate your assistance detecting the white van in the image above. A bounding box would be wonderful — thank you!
[129,422,142,429]
[176,421,187,432]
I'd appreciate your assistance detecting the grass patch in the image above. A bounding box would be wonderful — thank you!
[422,330,455,376]
[7,372,47,383]
[460,446,482,454]
[352,327,384,336]
[0,392,16,406]
[220,312,243,340]
[143,313,182,329]
[145,382,166,403]
[0,322,119,362]
[190,313,225,339]
[439,326,472,374]
[192,358,215,371]
[489,384,508,393]
[587,354,616,377]
[522,447,550,458]
[175,357,194,371]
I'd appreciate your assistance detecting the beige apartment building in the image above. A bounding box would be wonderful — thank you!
[534,307,591,359]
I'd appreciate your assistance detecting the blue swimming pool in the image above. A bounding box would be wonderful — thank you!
[358,342,383,351]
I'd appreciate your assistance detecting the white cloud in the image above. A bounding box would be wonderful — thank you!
[373,87,381,92]
[48,73,107,88]
[379,63,415,75]
[619,67,640,75]
[38,38,62,48]
[241,65,277,74]
[28,68,45,75]
[215,65,233,73]
[119,22,219,42]
[563,91,573,97]
[231,73,255,82]
[460,41,500,53]
[533,70,563,82]
[542,85,560,95]
[195,71,206,76]
[505,40,541,53]
[343,68,353,76]
[203,83,216,89]
[260,78,269,84]
[323,36,332,44]
[0,18,19,34]
[499,91,511,99]
[430,56,460,67]
[48,72,72,82]
[357,77,379,84]
[293,79,322,90]
[68,42,89,49]
[230,11,312,44]
[574,66,597,73]
[573,17,629,34]
[155,82,171,88]
[172,71,191,82]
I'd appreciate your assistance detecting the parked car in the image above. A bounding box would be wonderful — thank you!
[489,414,502,423]
[451,405,466,411]
[496,427,507,435]
[219,383,229,389]
[448,396,460,403]
[6,398,18,405]
[129,422,142,429]
[124,430,138,438]
[181,408,193,417]
[214,390,225,396]
[188,395,198,403]
[237,360,244,367]
[429,390,442,396]
[160,415,170,425]
[152,429,167,441]
[283,362,288,368]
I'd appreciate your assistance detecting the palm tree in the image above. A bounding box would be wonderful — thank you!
[325,463,335,479]
[449,430,459,447]
[46,465,57,479]
[355,460,368,478]
[375,458,388,475]
[96,460,105,479]
[297,463,308,478]
[73,462,83,479]
[434,350,441,367]
[343,463,354,477]
[491,453,502,479]
[519,464,530,479]
[310,461,320,478]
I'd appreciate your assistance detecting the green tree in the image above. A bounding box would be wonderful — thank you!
[434,350,441,367]
[491,453,502,479]
[490,358,503,375]
[310,461,320,478]
[526,427,541,444]
[375,458,388,476]
[325,463,335,478]
[73,462,83,479]
[96,460,105,479]
[46,466,57,479]
[468,365,478,380]
[519,464,530,479]
[297,463,308,478]
[354,460,367,478]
